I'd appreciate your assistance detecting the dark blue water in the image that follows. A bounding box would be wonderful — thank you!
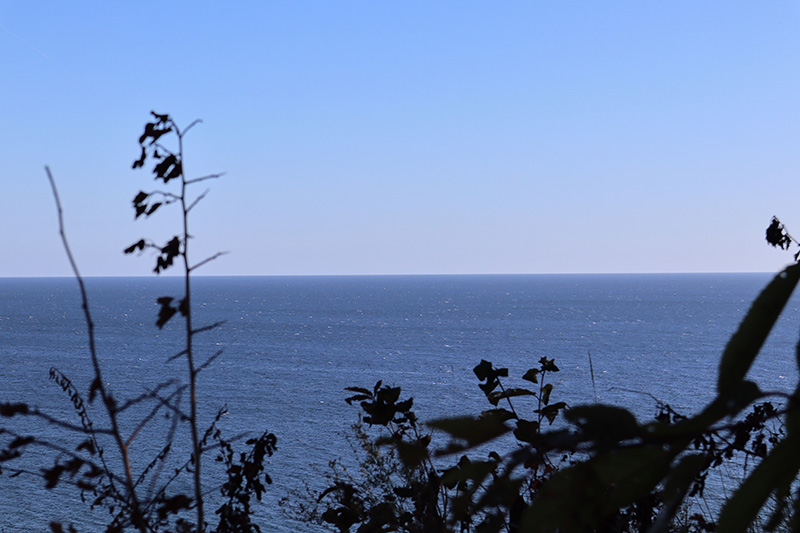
[1,274,798,531]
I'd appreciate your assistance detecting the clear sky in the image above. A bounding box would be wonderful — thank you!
[2,2,800,277]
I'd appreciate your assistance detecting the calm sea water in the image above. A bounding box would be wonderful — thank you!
[1,274,799,531]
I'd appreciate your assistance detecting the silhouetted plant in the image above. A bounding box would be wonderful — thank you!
[427,266,800,531]
[295,281,797,532]
[0,113,274,532]
[286,357,571,532]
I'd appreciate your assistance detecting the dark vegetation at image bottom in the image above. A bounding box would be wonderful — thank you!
[1,114,800,532]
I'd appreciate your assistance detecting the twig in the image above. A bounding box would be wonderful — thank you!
[115,379,181,413]
[46,167,147,532]
[26,407,113,435]
[192,321,226,336]
[185,172,225,186]
[190,251,229,272]
[186,188,210,213]
[195,349,224,375]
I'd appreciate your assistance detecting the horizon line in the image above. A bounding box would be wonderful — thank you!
[0,271,781,280]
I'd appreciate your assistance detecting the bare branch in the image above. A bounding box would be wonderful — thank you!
[192,321,226,336]
[182,119,203,136]
[186,188,210,213]
[2,429,126,486]
[126,386,185,447]
[195,349,224,375]
[146,189,181,202]
[145,389,183,501]
[26,407,114,435]
[148,389,191,422]
[116,379,181,413]
[47,168,136,510]
[185,172,225,186]
[166,349,188,363]
[189,251,229,272]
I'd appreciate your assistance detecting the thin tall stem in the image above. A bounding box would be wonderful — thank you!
[174,123,205,531]
[46,167,148,533]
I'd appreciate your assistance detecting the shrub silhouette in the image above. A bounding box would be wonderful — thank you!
[0,113,275,532]
[297,269,799,530]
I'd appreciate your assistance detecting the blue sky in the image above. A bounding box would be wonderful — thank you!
[2,2,800,276]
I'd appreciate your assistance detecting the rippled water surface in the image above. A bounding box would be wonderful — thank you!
[1,274,798,531]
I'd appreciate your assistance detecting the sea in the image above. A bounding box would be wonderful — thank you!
[1,273,799,532]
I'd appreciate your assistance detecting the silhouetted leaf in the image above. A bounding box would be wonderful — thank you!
[522,368,539,384]
[717,263,800,396]
[145,202,161,216]
[344,386,372,396]
[137,119,171,146]
[345,394,371,405]
[541,383,554,405]
[394,439,429,468]
[487,387,535,407]
[123,239,145,254]
[522,446,672,530]
[154,237,181,274]
[766,217,792,249]
[565,404,640,447]
[154,154,182,182]
[481,408,517,421]
[514,419,541,444]
[537,401,568,424]
[539,356,559,372]
[132,191,148,205]
[474,360,494,381]
[0,403,29,417]
[429,412,510,450]
[360,384,414,426]
[441,458,497,488]
[156,297,177,329]
[474,360,508,398]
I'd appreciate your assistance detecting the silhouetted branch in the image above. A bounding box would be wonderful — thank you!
[182,119,202,135]
[126,386,186,447]
[25,408,113,435]
[46,167,146,531]
[186,188,210,213]
[166,349,188,363]
[147,390,191,423]
[195,349,224,375]
[115,379,181,413]
[190,251,229,272]
[185,172,225,186]
[192,321,226,336]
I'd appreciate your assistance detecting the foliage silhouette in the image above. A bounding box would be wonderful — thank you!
[292,263,800,531]
[0,113,274,532]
